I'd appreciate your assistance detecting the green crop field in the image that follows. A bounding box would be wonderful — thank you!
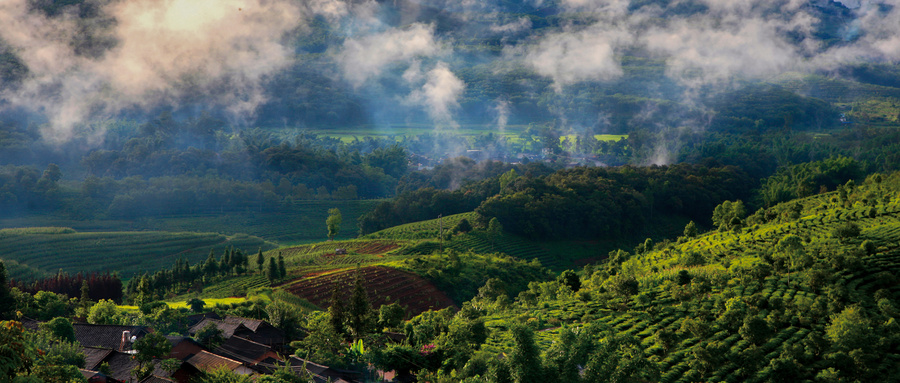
[469,175,900,382]
[0,229,276,280]
[294,125,629,146]
[0,199,382,245]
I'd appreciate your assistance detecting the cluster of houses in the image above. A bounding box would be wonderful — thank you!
[26,314,363,383]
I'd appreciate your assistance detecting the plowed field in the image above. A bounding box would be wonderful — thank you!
[285,266,456,316]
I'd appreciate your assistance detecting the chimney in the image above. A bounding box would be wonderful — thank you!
[120,331,131,351]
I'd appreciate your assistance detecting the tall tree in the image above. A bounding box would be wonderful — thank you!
[328,286,346,337]
[348,271,372,338]
[267,257,278,283]
[255,248,264,273]
[203,249,218,276]
[487,217,503,251]
[509,324,544,383]
[278,253,287,278]
[132,332,172,381]
[0,261,16,320]
[327,208,342,241]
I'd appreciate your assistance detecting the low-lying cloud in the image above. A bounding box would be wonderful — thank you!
[520,0,900,91]
[0,0,305,142]
[406,62,465,128]
[336,23,440,87]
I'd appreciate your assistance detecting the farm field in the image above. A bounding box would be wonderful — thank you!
[473,176,900,382]
[0,199,382,245]
[364,212,653,271]
[0,229,276,280]
[284,266,457,316]
[296,125,629,146]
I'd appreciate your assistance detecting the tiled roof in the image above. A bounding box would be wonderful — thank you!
[139,375,175,383]
[103,351,141,382]
[288,356,360,383]
[185,350,243,372]
[165,335,205,361]
[224,316,265,332]
[213,336,276,364]
[74,324,149,350]
[20,317,41,331]
[83,347,114,370]
[80,369,124,383]
[185,312,222,328]
[188,318,243,338]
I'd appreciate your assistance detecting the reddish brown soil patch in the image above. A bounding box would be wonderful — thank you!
[352,242,400,254]
[285,266,456,316]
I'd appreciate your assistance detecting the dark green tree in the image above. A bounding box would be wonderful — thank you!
[684,220,699,238]
[188,298,206,312]
[0,261,16,320]
[328,286,346,337]
[557,270,581,292]
[278,253,286,278]
[712,200,747,231]
[132,332,172,381]
[348,272,372,338]
[77,280,91,318]
[832,222,861,241]
[255,248,264,273]
[40,317,76,343]
[487,217,503,251]
[582,333,659,382]
[195,322,225,349]
[327,208,342,241]
[452,218,473,234]
[267,257,278,283]
[508,324,544,383]
[203,249,218,276]
[378,302,406,330]
[739,316,772,345]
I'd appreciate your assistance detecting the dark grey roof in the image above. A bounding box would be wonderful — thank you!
[139,375,175,383]
[185,350,243,372]
[80,369,124,383]
[187,316,285,347]
[213,336,273,364]
[74,324,149,350]
[83,347,114,370]
[188,318,243,338]
[102,351,141,382]
[185,312,222,328]
[289,356,360,383]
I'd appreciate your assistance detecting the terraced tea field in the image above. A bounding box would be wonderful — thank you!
[0,200,382,245]
[362,212,480,240]
[0,229,276,280]
[480,180,900,382]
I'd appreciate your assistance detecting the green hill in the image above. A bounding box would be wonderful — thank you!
[460,172,900,382]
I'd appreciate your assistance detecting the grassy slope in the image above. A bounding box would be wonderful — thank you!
[0,230,276,280]
[365,212,686,271]
[0,199,378,281]
[0,199,382,245]
[476,176,900,382]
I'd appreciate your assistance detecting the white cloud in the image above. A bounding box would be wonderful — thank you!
[406,62,465,127]
[336,23,440,87]
[0,0,306,142]
[525,26,632,91]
